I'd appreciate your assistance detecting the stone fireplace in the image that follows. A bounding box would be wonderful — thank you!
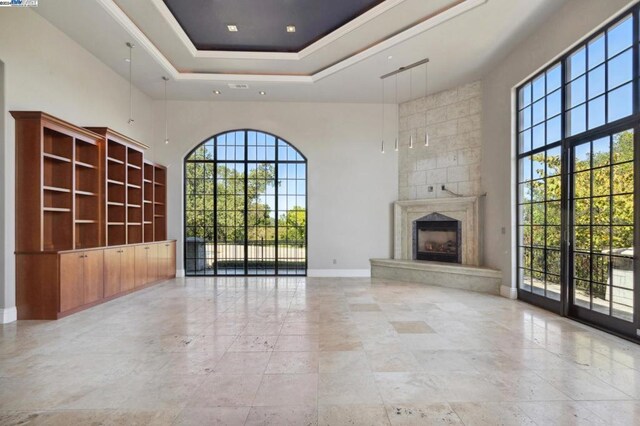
[371,195,501,295]
[394,196,480,266]
[413,213,461,263]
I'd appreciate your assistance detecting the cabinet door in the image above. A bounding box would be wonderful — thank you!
[168,241,176,278]
[59,252,84,312]
[158,242,170,279]
[134,245,148,288]
[103,248,121,298]
[120,246,136,292]
[83,250,104,304]
[147,244,159,284]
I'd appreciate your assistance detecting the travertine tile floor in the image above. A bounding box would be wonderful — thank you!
[2,277,640,425]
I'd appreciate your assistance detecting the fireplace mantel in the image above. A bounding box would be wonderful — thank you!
[394,197,480,265]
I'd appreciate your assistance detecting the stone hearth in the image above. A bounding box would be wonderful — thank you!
[371,196,502,295]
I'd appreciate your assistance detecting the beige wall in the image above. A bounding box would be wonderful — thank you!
[0,9,154,321]
[398,81,482,200]
[481,0,635,295]
[145,100,399,276]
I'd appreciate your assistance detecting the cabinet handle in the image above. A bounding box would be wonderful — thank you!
[145,247,149,250]
[79,255,84,258]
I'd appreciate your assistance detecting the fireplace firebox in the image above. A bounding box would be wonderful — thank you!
[413,213,462,264]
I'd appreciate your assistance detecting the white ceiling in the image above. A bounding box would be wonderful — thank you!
[35,0,569,103]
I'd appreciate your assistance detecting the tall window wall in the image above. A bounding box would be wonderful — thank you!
[184,130,307,276]
[516,8,639,338]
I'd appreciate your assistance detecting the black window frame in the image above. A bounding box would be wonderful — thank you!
[183,129,308,277]
[515,4,640,340]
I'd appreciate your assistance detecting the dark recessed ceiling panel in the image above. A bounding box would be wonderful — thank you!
[162,0,386,52]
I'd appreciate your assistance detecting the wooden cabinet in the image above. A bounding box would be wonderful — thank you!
[59,250,103,313]
[59,253,84,312]
[13,113,173,320]
[16,241,175,319]
[120,246,136,293]
[104,247,123,298]
[158,241,176,279]
[134,245,148,288]
[134,242,165,287]
[147,243,159,283]
[105,246,137,297]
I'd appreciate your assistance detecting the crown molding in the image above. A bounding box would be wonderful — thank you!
[97,0,486,83]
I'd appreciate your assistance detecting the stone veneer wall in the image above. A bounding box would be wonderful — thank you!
[398,81,482,200]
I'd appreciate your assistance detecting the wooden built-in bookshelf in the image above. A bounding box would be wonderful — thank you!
[13,113,174,320]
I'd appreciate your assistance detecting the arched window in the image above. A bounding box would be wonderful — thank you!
[184,130,307,276]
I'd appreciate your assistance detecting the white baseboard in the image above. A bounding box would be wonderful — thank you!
[307,269,371,278]
[0,306,17,324]
[176,269,370,278]
[500,285,518,300]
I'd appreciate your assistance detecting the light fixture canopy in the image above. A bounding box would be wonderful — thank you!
[227,24,238,32]
[286,25,296,33]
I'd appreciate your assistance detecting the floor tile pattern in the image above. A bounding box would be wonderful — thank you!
[1,276,640,425]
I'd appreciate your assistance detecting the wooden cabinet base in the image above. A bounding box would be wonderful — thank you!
[16,240,176,320]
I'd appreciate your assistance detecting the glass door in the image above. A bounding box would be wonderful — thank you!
[185,130,307,276]
[568,128,637,334]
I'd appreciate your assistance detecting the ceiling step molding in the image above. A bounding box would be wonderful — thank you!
[96,0,487,83]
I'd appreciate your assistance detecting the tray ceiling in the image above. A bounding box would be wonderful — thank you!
[33,0,571,102]
[162,0,386,53]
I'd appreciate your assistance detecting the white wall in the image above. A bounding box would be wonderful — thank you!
[145,100,398,276]
[0,9,154,322]
[481,0,634,294]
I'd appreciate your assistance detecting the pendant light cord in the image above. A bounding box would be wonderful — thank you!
[424,61,429,146]
[394,74,399,151]
[381,77,385,153]
[163,77,169,144]
[127,42,135,124]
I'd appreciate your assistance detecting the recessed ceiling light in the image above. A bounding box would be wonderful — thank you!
[124,58,131,62]
[227,24,238,32]
[259,91,266,95]
[387,55,393,60]
[213,90,221,95]
[286,25,296,33]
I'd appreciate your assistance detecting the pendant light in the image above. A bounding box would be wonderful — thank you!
[162,76,169,144]
[126,42,135,125]
[424,59,430,147]
[409,68,414,149]
[380,76,385,154]
[380,58,430,153]
[394,73,399,151]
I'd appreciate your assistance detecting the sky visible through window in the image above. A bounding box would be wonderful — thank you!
[187,131,306,220]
